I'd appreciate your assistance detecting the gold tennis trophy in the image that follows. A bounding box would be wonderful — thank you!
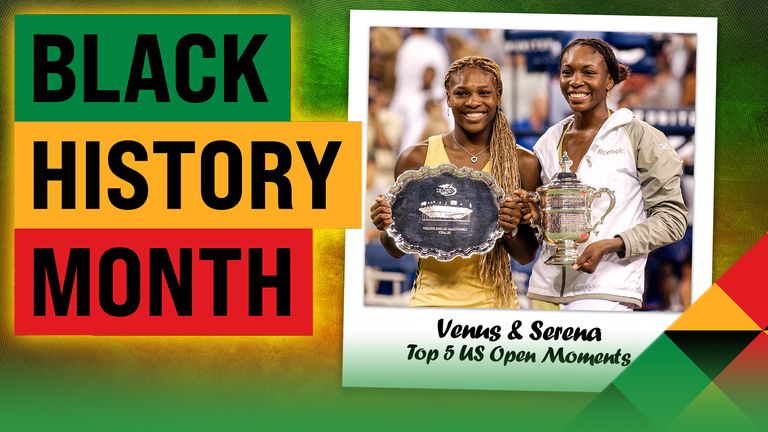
[529,152,616,265]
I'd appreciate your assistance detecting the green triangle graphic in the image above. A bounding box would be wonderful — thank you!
[613,334,711,428]
[666,330,761,380]
[567,384,656,432]
[665,382,762,431]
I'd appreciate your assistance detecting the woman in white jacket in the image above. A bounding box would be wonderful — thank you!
[527,38,688,311]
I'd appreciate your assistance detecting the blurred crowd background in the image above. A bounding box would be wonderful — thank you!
[365,27,696,312]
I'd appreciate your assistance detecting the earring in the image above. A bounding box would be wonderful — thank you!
[447,106,451,117]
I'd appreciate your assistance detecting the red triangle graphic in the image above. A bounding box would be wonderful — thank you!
[717,234,768,329]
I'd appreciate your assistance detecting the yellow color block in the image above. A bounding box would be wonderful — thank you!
[15,121,362,229]
[668,283,761,331]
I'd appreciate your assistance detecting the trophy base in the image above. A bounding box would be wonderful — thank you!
[545,240,579,266]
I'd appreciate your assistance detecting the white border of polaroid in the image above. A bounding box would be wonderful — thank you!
[343,10,716,392]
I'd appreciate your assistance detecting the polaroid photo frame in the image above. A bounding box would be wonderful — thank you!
[344,10,716,392]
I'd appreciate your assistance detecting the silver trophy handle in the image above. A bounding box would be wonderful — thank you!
[526,191,543,242]
[383,192,396,206]
[587,188,616,235]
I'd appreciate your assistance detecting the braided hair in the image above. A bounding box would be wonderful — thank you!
[560,38,630,85]
[444,56,520,308]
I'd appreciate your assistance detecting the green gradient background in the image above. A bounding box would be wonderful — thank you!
[2,1,766,430]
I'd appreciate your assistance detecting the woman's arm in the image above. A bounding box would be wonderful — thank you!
[499,147,543,264]
[615,123,688,258]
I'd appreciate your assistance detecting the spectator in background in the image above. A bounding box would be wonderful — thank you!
[617,89,643,109]
[512,92,549,152]
[369,27,403,94]
[681,35,697,107]
[676,137,694,310]
[510,52,550,124]
[643,135,694,311]
[445,32,482,62]
[419,98,451,142]
[644,54,681,108]
[368,84,401,175]
[368,84,401,152]
[390,28,450,155]
[474,29,506,66]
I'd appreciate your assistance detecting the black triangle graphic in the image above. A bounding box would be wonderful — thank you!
[665,330,761,381]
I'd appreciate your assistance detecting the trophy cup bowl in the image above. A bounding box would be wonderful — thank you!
[529,153,616,265]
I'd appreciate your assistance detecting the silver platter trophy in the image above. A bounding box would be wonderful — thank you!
[529,152,616,265]
[385,164,505,261]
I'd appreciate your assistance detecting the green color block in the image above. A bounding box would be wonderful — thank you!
[0,370,595,431]
[613,335,712,429]
[15,14,290,121]
[568,385,656,432]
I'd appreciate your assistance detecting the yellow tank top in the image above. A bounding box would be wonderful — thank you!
[409,135,519,308]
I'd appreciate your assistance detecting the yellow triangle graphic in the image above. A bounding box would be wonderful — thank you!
[668,283,761,331]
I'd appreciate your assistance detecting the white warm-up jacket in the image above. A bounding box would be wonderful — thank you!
[527,108,688,307]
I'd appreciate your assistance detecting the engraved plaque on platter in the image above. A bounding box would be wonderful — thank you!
[385,164,504,261]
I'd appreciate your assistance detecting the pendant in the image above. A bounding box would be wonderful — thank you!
[471,156,478,163]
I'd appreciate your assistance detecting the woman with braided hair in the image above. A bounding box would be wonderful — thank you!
[526,38,688,311]
[370,56,541,308]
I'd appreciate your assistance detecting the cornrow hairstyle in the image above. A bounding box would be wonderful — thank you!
[444,56,521,308]
[560,38,630,85]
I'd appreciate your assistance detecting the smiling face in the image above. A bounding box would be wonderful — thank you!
[560,44,614,114]
[446,67,500,135]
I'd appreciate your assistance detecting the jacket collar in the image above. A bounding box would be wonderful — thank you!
[557,108,635,140]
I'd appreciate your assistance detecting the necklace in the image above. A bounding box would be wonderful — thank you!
[451,132,489,164]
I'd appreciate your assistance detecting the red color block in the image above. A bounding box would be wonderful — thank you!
[716,234,768,329]
[15,229,313,336]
